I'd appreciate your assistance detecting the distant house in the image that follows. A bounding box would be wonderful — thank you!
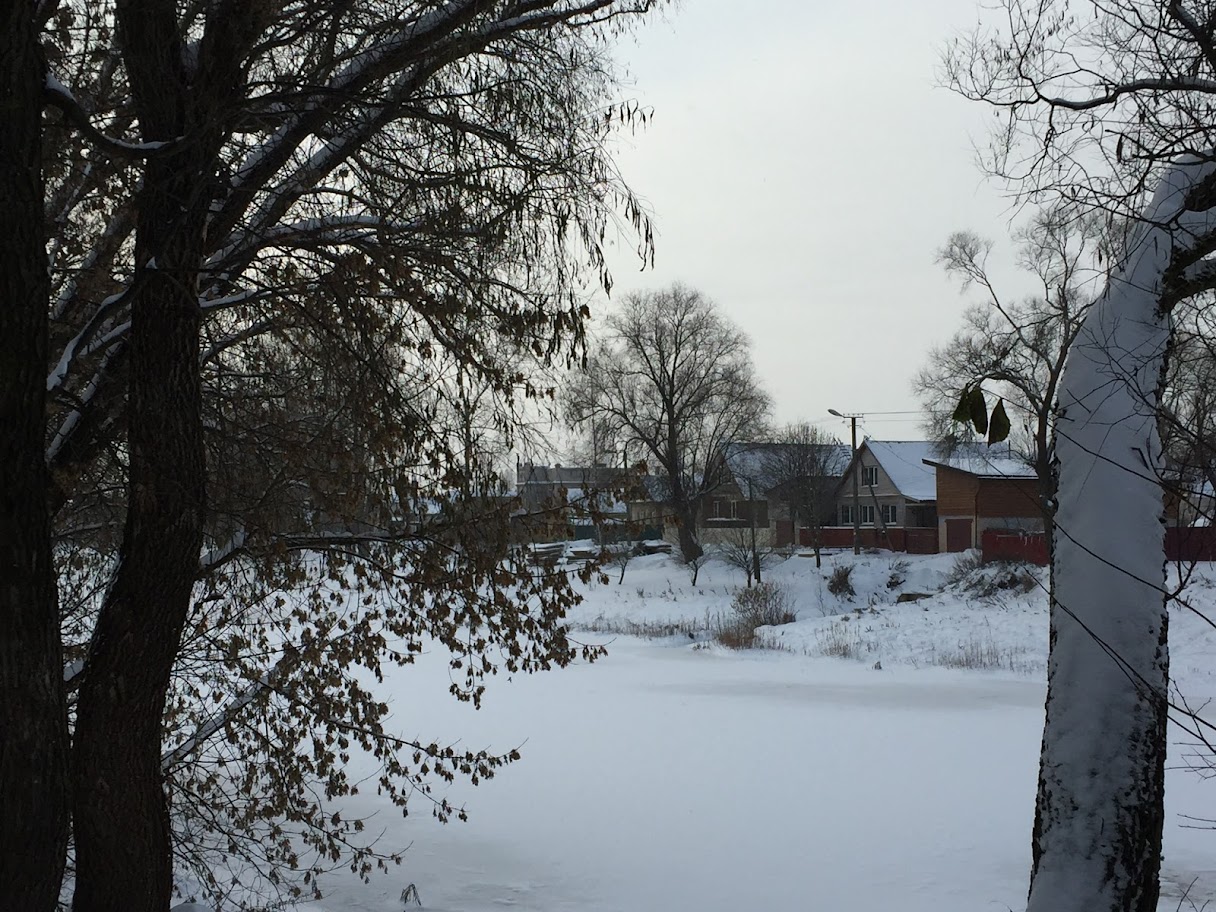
[625,475,679,536]
[828,440,939,553]
[623,441,850,549]
[514,462,630,541]
[921,448,1042,553]
[709,442,851,547]
[624,471,742,549]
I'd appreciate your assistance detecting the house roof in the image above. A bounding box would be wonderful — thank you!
[856,440,938,501]
[563,486,628,515]
[516,463,621,487]
[922,446,1037,480]
[515,463,632,514]
[722,441,851,493]
[636,474,673,503]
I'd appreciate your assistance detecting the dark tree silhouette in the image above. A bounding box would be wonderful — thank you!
[566,284,771,561]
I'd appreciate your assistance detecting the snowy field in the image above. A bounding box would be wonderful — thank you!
[226,551,1216,911]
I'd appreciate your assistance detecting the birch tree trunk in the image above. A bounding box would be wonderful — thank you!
[0,6,70,910]
[1028,160,1216,912]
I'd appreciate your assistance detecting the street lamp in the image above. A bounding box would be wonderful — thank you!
[829,409,861,556]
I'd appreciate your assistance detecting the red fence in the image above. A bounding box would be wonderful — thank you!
[809,527,939,554]
[1165,526,1216,561]
[981,530,1050,566]
[982,526,1216,565]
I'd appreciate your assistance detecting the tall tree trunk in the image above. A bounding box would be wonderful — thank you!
[665,469,702,561]
[750,500,761,584]
[1027,161,1214,912]
[675,502,702,561]
[71,170,208,912]
[0,7,70,910]
[1034,427,1056,552]
[71,2,218,907]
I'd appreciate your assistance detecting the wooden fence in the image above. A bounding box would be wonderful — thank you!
[982,526,1216,565]
[810,527,939,554]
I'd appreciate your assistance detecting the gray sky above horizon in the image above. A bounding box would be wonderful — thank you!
[594,0,1038,444]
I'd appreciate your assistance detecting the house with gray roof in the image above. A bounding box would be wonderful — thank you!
[705,441,851,547]
[515,462,632,542]
[624,441,851,550]
[829,440,940,552]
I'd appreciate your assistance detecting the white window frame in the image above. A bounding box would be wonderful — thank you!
[881,504,898,525]
[862,466,879,487]
[839,504,853,525]
[859,504,875,526]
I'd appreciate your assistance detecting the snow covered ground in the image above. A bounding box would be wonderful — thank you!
[232,551,1216,911]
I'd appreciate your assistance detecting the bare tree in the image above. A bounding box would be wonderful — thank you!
[565,284,771,561]
[606,541,635,585]
[948,4,1216,909]
[918,204,1109,546]
[716,525,775,587]
[761,424,847,568]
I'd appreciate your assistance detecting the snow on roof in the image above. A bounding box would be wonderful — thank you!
[723,441,851,492]
[564,486,628,515]
[517,463,621,486]
[863,440,938,501]
[921,445,1037,480]
[639,474,673,503]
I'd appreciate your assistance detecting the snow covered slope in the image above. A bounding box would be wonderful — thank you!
[194,550,1216,911]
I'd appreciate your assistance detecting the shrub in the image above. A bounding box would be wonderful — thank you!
[733,581,796,628]
[712,616,752,650]
[886,558,909,590]
[945,550,984,586]
[827,563,855,598]
[947,550,1039,598]
[714,582,796,648]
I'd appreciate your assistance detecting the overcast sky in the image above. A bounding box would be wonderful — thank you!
[596,0,1037,443]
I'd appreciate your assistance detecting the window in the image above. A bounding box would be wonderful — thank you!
[862,466,879,487]
[860,504,875,525]
[881,504,898,525]
[839,504,853,525]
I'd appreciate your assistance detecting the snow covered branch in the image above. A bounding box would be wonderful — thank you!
[43,73,177,157]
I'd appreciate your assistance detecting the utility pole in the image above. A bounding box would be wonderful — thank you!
[829,409,861,555]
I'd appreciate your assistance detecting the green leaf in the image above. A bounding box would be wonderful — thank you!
[968,387,988,435]
[988,398,1011,445]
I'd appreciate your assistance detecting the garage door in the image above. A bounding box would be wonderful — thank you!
[945,518,973,552]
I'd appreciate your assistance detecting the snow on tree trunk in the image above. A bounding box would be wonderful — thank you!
[1028,159,1216,912]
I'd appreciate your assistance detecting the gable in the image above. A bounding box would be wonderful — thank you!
[843,441,937,501]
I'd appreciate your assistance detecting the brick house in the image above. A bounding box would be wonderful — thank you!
[921,449,1043,552]
[828,440,939,552]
